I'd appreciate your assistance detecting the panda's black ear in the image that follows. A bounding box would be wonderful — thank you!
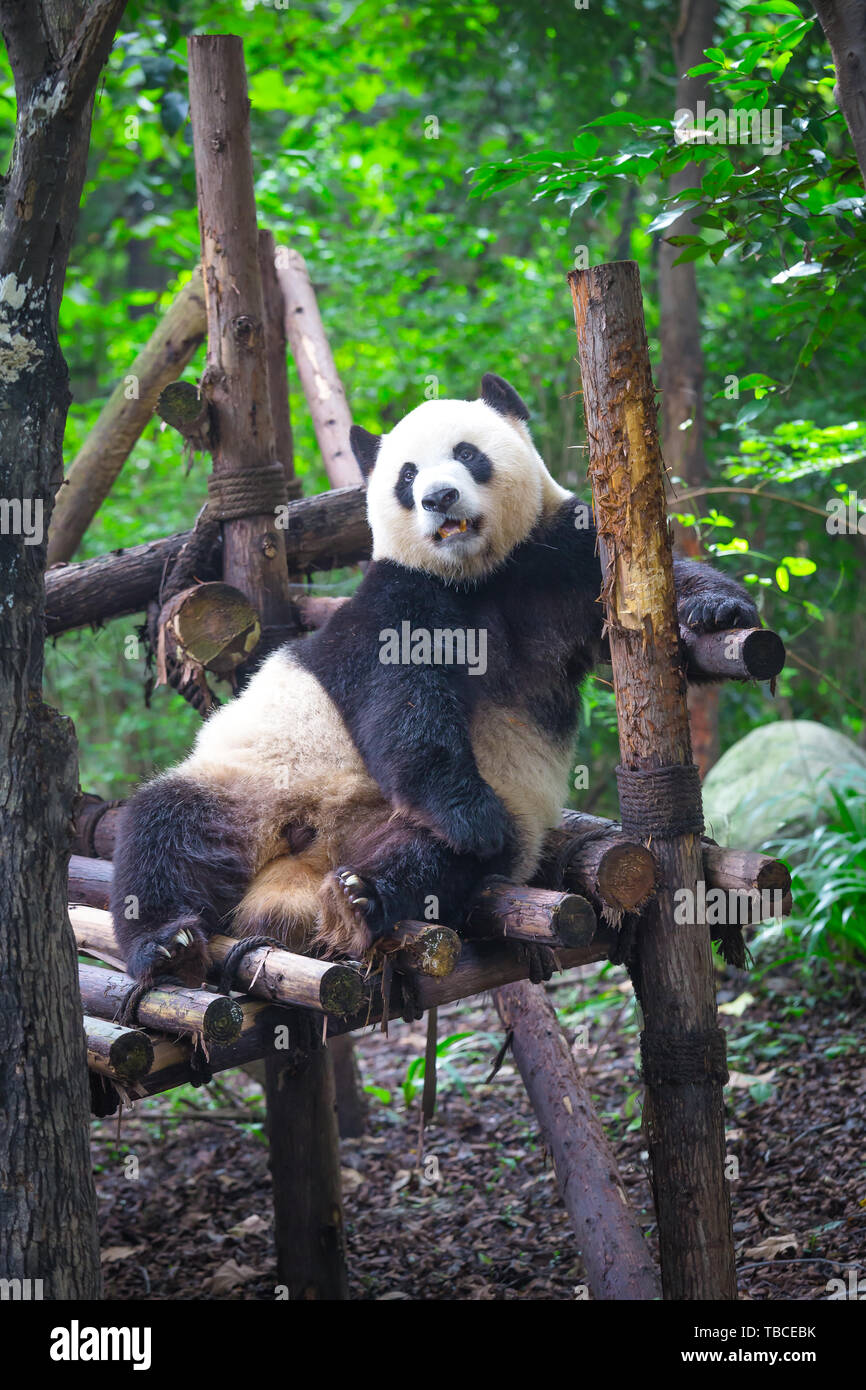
[350,424,382,479]
[480,373,530,423]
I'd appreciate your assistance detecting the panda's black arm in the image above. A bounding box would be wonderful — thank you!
[530,497,759,644]
[298,583,513,861]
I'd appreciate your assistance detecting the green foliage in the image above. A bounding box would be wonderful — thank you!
[757,771,866,967]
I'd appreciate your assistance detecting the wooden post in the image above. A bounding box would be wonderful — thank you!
[187,35,292,652]
[495,981,660,1300]
[187,33,347,1298]
[266,1041,348,1300]
[274,247,362,488]
[258,229,296,487]
[569,261,737,1301]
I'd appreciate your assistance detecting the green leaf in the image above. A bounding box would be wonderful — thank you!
[646,201,701,233]
[775,565,790,592]
[782,556,817,576]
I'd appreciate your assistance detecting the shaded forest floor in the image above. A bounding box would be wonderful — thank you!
[93,961,865,1301]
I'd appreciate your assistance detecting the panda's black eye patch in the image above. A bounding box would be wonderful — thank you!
[453,441,492,484]
[395,463,417,511]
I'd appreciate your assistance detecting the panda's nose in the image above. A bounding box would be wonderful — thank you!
[422,486,460,514]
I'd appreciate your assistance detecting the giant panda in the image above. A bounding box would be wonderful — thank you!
[112,373,759,983]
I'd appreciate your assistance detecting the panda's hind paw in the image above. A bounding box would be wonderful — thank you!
[124,916,211,987]
[317,866,390,958]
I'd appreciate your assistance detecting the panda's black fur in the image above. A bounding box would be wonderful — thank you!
[113,374,759,983]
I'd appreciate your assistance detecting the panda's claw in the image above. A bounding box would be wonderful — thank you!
[156,945,172,959]
[351,896,369,909]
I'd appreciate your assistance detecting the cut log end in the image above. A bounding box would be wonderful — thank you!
[319,964,367,1017]
[201,994,245,1044]
[594,841,657,912]
[550,892,600,948]
[390,923,462,978]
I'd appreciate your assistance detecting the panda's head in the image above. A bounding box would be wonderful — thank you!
[350,373,571,583]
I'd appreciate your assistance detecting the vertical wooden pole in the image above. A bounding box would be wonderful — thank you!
[187,35,291,640]
[568,261,737,1301]
[187,33,347,1300]
[257,229,296,489]
[265,1042,348,1300]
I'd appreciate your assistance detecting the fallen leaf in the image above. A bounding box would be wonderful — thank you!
[100,1245,140,1265]
[744,1234,798,1260]
[226,1214,269,1237]
[206,1259,259,1295]
[727,1069,776,1089]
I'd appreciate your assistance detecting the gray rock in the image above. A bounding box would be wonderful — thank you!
[701,719,866,849]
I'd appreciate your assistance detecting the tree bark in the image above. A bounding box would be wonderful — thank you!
[569,261,737,1301]
[0,0,126,1301]
[495,981,661,1300]
[814,0,866,186]
[46,269,207,564]
[659,0,721,775]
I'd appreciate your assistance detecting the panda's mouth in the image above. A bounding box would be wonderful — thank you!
[434,516,481,543]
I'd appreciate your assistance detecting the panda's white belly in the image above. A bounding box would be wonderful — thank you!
[471,701,573,880]
[179,647,385,870]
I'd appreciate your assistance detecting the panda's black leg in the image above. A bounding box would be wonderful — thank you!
[320,821,514,957]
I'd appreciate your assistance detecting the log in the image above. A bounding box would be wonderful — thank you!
[555,811,792,912]
[207,933,365,1017]
[379,921,462,978]
[570,260,737,1300]
[188,34,292,650]
[69,906,367,1018]
[494,980,661,1300]
[537,826,657,915]
[84,1015,154,1085]
[78,961,244,1044]
[682,626,785,682]
[44,485,369,635]
[47,269,207,566]
[155,380,211,451]
[156,581,261,679]
[464,879,598,947]
[275,246,362,489]
[125,1001,299,1100]
[258,230,295,486]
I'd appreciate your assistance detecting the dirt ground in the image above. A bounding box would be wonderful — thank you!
[94,960,866,1301]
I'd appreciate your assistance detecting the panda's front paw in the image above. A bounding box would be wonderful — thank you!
[317,867,392,958]
[124,916,211,986]
[440,784,511,861]
[679,592,759,635]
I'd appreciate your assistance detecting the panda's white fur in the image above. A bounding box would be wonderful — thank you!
[366,398,570,582]
[153,396,575,954]
[139,397,572,956]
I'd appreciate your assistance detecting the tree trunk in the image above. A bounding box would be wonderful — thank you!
[0,0,126,1301]
[814,0,866,186]
[659,0,721,775]
[569,261,737,1301]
